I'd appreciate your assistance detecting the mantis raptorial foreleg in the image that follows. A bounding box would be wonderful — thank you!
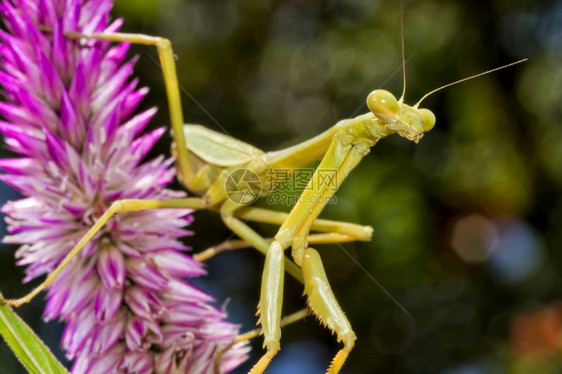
[301,247,354,373]
[251,136,370,374]
[292,141,372,254]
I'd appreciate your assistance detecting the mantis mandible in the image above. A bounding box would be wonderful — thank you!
[1,20,526,374]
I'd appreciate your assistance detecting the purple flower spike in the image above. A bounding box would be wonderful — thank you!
[0,0,249,372]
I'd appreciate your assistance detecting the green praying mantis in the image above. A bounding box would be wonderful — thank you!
[1,16,526,374]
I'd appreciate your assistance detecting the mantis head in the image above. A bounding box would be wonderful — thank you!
[367,89,435,143]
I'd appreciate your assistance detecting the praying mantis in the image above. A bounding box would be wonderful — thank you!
[0,9,527,374]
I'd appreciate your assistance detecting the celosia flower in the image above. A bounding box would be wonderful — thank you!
[0,0,248,372]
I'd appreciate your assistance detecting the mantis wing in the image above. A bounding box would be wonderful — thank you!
[183,125,264,167]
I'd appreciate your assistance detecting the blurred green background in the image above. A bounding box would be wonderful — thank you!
[1,0,562,373]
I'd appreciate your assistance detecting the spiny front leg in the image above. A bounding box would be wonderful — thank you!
[245,133,364,372]
[275,132,355,265]
[302,247,356,374]
[292,141,372,258]
[289,143,369,372]
[218,200,291,373]
[249,241,285,374]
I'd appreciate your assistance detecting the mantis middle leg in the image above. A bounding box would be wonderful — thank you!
[62,31,194,190]
[3,198,207,307]
[194,233,363,262]
[195,206,373,261]
[235,206,373,241]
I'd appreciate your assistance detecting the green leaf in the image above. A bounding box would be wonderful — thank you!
[0,292,68,374]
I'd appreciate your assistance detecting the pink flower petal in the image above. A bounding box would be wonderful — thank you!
[97,244,126,289]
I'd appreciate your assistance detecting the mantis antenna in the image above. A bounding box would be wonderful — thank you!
[414,58,528,108]
[399,1,407,102]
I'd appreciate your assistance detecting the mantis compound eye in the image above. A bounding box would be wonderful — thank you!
[367,90,399,121]
[419,108,436,132]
